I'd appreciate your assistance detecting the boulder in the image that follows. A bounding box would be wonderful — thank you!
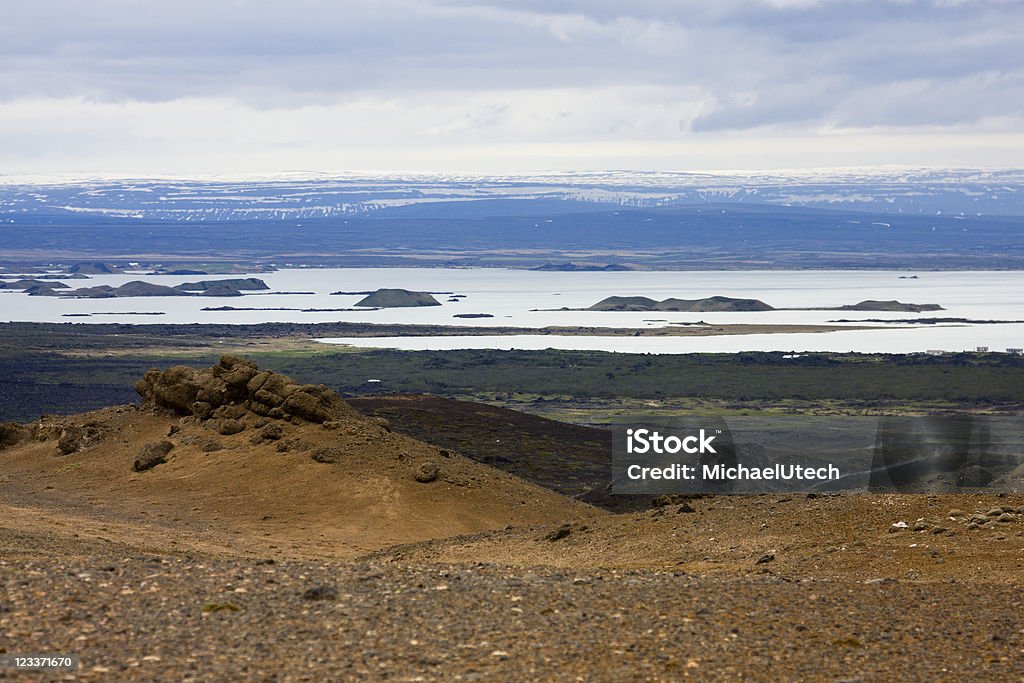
[134,440,174,471]
[414,461,440,483]
[57,424,103,455]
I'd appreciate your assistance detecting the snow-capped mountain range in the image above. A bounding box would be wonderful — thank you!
[2,168,1023,222]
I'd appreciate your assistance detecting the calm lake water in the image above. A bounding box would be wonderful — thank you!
[2,268,1022,354]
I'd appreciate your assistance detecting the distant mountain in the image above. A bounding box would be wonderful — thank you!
[3,168,1024,222]
[532,263,634,272]
[2,171,1023,269]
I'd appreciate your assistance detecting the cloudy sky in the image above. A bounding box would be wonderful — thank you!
[1,0,1022,176]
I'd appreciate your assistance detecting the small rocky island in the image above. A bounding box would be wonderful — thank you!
[586,296,774,312]
[21,277,271,298]
[354,289,442,308]
[832,300,944,312]
[564,296,944,313]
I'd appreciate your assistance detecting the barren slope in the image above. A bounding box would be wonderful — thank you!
[0,358,600,561]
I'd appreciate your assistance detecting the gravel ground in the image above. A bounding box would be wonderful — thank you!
[2,541,1023,682]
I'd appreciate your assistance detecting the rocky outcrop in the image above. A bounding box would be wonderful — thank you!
[135,355,358,426]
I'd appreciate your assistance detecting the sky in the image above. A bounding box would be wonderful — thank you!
[1,0,1022,176]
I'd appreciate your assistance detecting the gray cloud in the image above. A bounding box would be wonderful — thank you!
[0,0,1022,174]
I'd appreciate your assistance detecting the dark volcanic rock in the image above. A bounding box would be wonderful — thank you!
[134,440,174,471]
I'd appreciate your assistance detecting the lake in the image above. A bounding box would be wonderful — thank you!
[2,268,1022,354]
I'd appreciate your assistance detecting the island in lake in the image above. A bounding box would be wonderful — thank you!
[354,289,442,308]
[548,296,945,313]
[586,295,774,312]
[15,277,271,298]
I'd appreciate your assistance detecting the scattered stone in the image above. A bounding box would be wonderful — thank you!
[755,552,776,565]
[301,585,339,601]
[167,424,180,437]
[545,525,572,542]
[414,462,440,483]
[912,520,929,532]
[890,521,908,532]
[134,440,174,471]
[997,513,1015,523]
[201,440,224,453]
[948,509,964,518]
[930,527,948,535]
[677,503,696,514]
[970,514,989,524]
[986,508,1003,517]
[311,447,343,464]
[966,522,981,530]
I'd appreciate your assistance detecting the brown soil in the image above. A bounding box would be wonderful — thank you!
[2,402,1023,681]
[0,406,598,561]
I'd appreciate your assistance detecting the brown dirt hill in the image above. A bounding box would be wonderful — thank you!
[0,356,600,560]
